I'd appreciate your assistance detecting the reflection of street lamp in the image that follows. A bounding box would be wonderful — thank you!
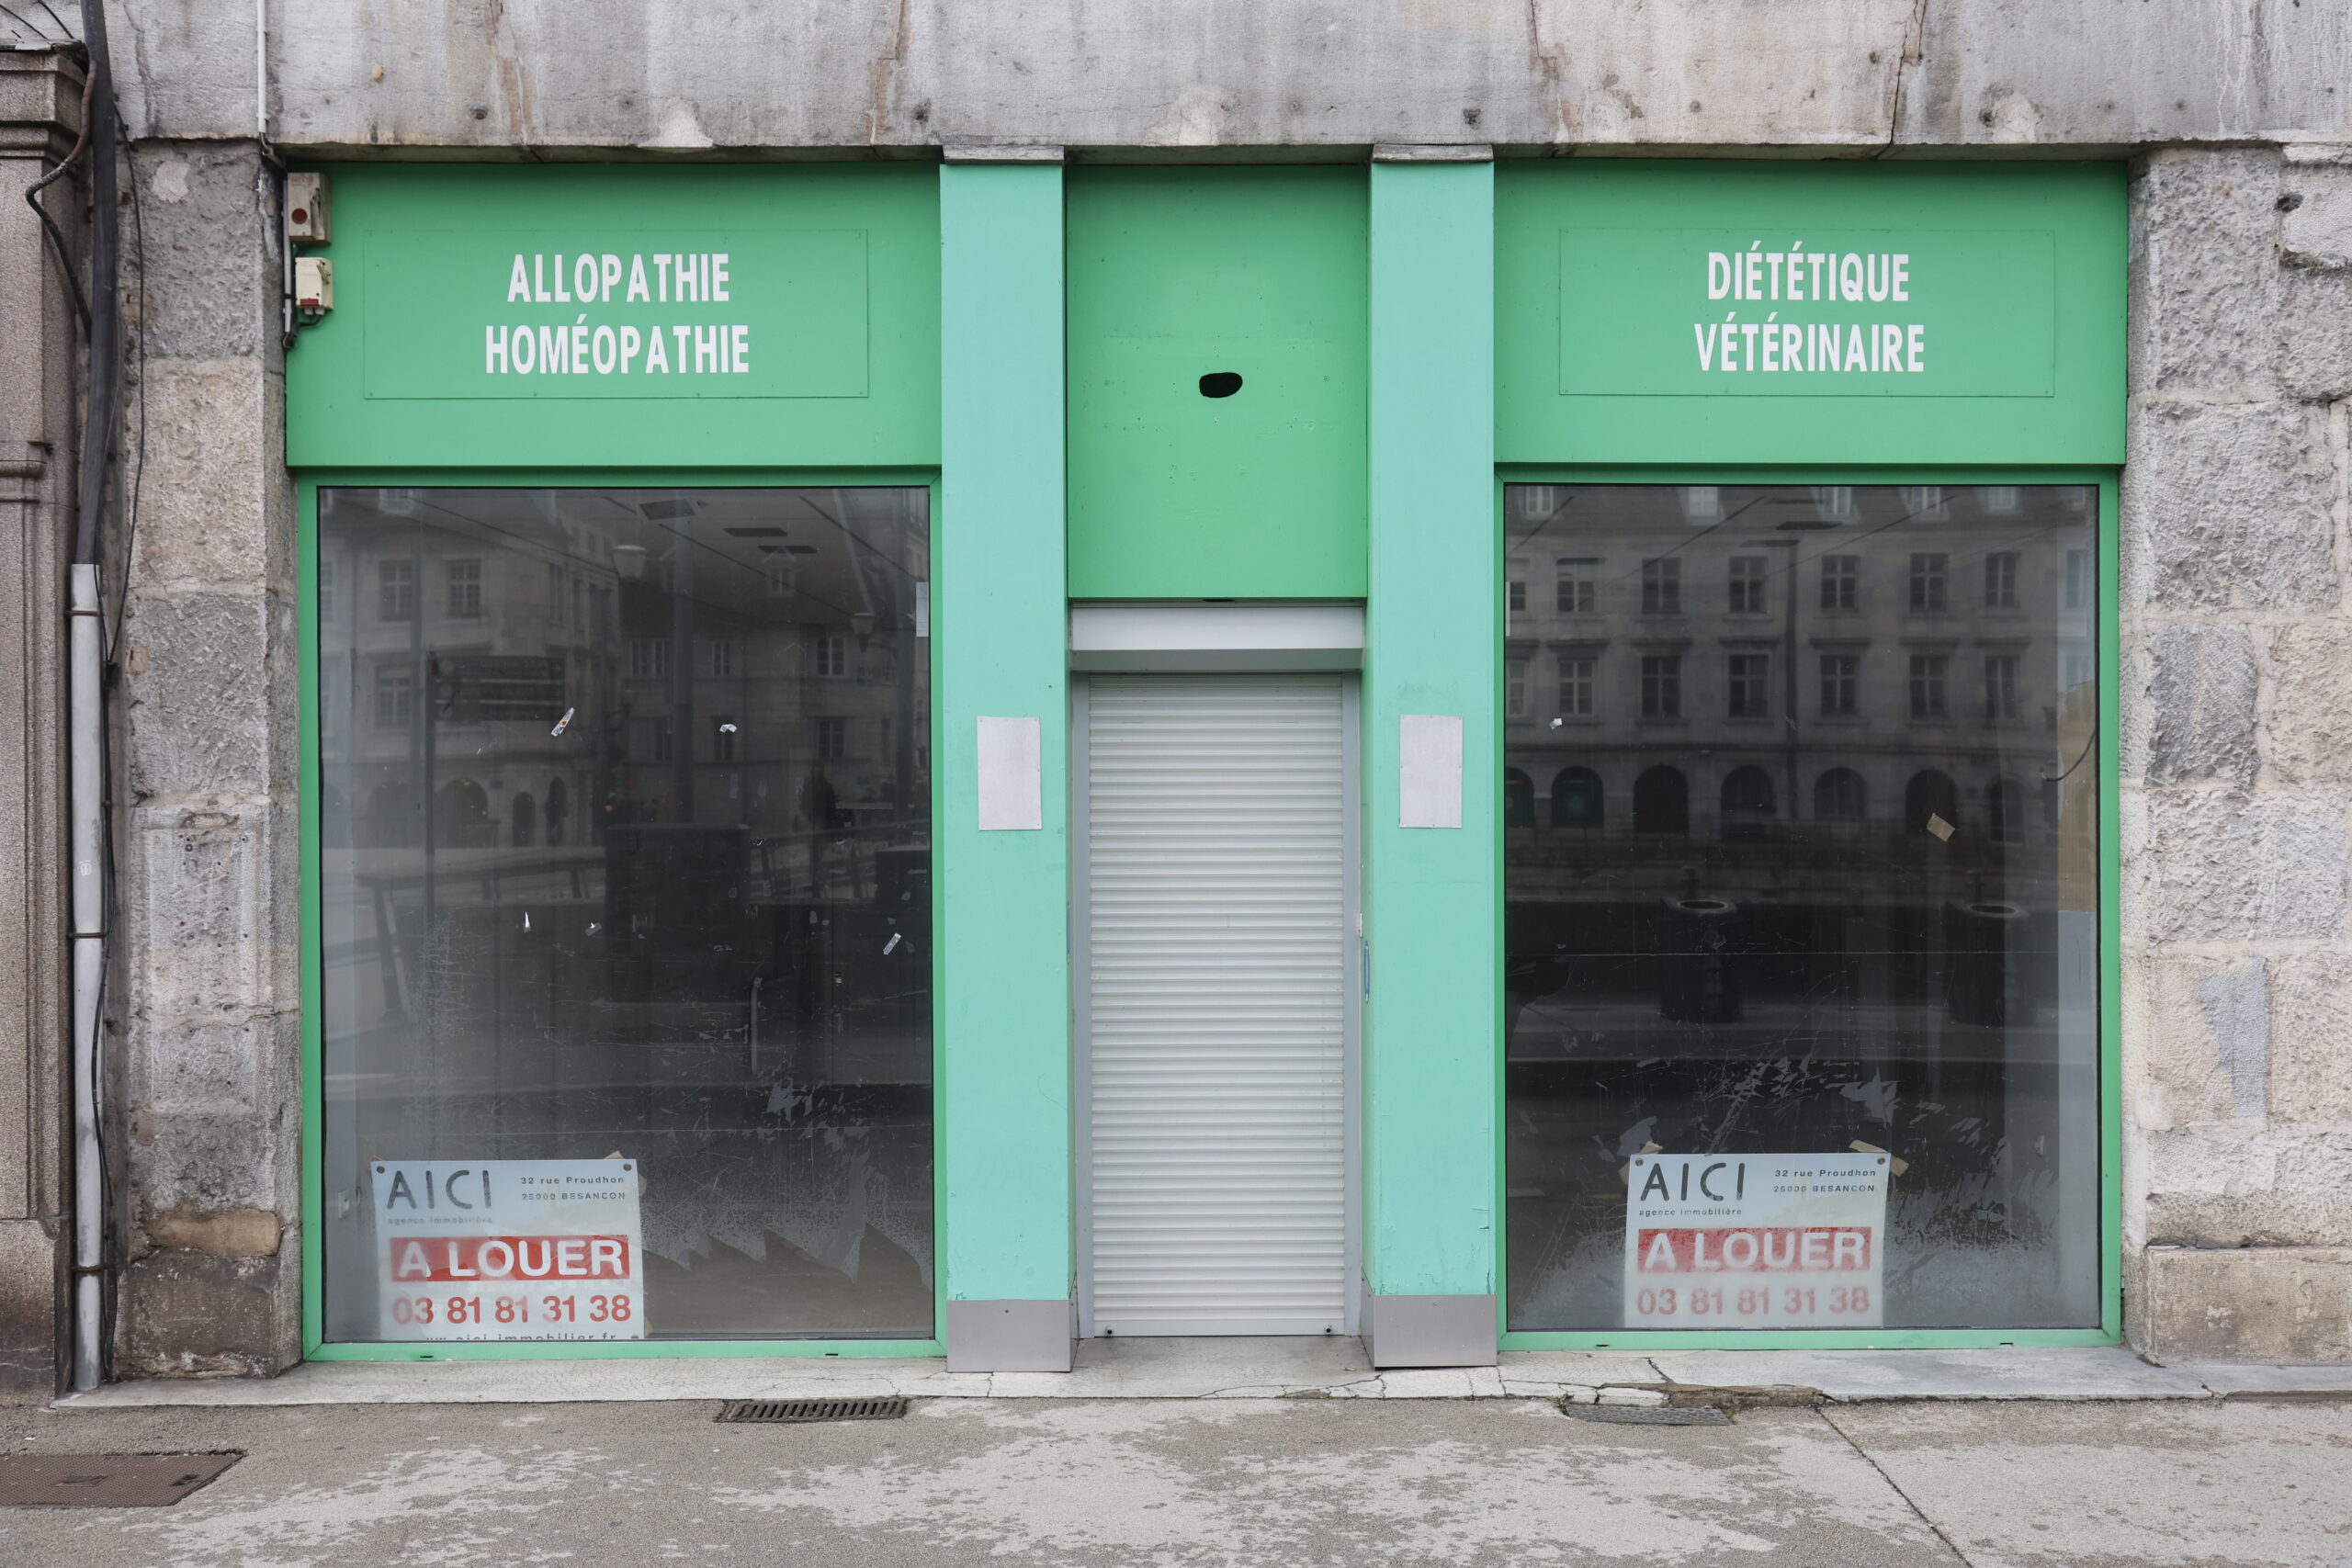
[612,544,650,581]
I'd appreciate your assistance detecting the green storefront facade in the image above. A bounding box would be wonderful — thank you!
[290,153,2123,1369]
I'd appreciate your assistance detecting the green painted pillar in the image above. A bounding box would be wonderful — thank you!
[937,152,1073,1371]
[1362,150,1499,1368]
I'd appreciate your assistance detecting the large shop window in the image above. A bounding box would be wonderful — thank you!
[317,487,933,1343]
[1503,483,2099,1333]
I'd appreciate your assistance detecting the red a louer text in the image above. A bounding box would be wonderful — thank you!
[390,1235,631,1281]
[1635,1226,1871,1274]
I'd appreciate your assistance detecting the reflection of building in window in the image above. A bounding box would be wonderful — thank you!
[1633,765,1689,834]
[1557,652,1595,716]
[1679,485,1720,523]
[1507,558,1527,616]
[1984,551,2018,609]
[1987,776,2024,844]
[447,558,482,619]
[629,638,666,679]
[2064,548,2089,609]
[1909,652,1949,717]
[1719,765,1776,840]
[1814,766,1867,820]
[707,637,738,678]
[1506,658,1530,717]
[379,558,414,621]
[1820,553,1858,610]
[545,776,569,845]
[1555,559,1597,615]
[712,716,739,762]
[765,558,797,598]
[1980,485,2021,515]
[1905,769,1958,834]
[546,562,567,626]
[1640,654,1681,718]
[816,716,850,759]
[1552,766,1602,828]
[1908,552,1948,612]
[319,558,335,621]
[813,634,849,678]
[1899,484,1951,522]
[1504,767,1535,828]
[1727,555,1768,614]
[1819,651,1859,716]
[511,792,537,847]
[650,716,674,763]
[1984,653,2020,721]
[1726,653,1770,718]
[373,666,413,728]
[1641,558,1681,615]
[1811,484,1859,522]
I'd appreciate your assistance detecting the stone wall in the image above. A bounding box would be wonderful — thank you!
[2124,145,2352,1361]
[107,141,301,1377]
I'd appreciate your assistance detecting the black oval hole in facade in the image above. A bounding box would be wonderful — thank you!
[1199,372,1243,399]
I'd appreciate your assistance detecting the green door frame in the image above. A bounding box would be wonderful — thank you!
[1492,463,2123,1352]
[297,466,945,1362]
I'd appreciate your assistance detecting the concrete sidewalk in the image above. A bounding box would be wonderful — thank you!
[6,1394,2349,1565]
[56,1338,2352,1408]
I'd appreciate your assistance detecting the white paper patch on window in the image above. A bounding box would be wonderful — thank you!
[1926,812,1955,841]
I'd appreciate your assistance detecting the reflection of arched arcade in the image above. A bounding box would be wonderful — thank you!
[1551,767,1601,829]
[1633,765,1689,835]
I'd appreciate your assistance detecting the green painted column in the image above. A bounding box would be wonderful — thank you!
[937,152,1072,1371]
[1363,151,1499,1367]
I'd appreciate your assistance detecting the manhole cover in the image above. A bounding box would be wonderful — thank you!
[717,1396,909,1424]
[0,1452,242,1507]
[1561,1404,1731,1427]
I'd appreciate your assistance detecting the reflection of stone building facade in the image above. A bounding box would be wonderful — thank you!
[320,490,930,856]
[1504,483,2096,901]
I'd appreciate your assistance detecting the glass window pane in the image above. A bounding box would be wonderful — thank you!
[318,487,933,1342]
[1503,482,2100,1333]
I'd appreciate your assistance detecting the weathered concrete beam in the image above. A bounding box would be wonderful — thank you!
[104,0,2351,154]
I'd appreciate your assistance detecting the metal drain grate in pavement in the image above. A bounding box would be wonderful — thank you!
[1560,1404,1732,1427]
[717,1396,910,1424]
[0,1452,243,1507]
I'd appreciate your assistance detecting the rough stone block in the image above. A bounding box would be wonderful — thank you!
[2268,948,2352,1124]
[2138,954,2267,1129]
[120,591,287,798]
[130,144,277,363]
[130,359,290,591]
[2135,1244,2352,1362]
[125,1107,294,1219]
[2265,621,2352,786]
[2137,789,2347,946]
[2126,399,2336,614]
[2143,621,2257,786]
[132,803,275,1023]
[2130,150,2283,396]
[2146,1128,2352,1246]
[2280,265,2352,400]
[2280,166,2352,269]
[116,1245,298,1379]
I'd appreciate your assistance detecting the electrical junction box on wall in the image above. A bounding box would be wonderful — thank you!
[295,257,334,321]
[287,172,330,243]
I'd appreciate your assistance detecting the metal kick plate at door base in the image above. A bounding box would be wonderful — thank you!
[0,1451,243,1507]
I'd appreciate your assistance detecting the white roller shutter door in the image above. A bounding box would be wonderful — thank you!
[1080,675,1351,1336]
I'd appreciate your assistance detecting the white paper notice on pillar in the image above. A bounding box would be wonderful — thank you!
[1398,714,1464,829]
[977,715,1043,830]
[372,1159,647,1341]
[1623,1152,1888,1329]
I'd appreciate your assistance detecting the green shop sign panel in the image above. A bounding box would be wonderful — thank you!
[288,164,940,471]
[1500,162,2124,466]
